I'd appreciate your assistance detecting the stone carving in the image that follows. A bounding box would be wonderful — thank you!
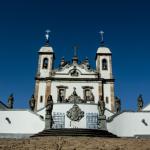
[70,66,79,76]
[67,104,84,121]
[97,96,105,116]
[68,87,84,103]
[80,57,91,70]
[7,94,14,109]
[137,94,143,112]
[45,95,53,129]
[115,96,121,113]
[29,94,35,111]
[46,95,53,115]
[97,96,107,130]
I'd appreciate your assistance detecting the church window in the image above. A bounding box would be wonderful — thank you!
[40,96,43,103]
[57,86,68,103]
[106,97,109,104]
[42,58,49,69]
[82,86,94,103]
[102,59,108,70]
[86,113,98,129]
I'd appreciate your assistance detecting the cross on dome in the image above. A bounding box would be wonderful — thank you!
[99,30,105,46]
[99,31,104,42]
[45,29,51,45]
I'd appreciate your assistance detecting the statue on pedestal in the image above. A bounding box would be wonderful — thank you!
[115,96,121,113]
[97,96,105,116]
[29,95,35,111]
[68,87,83,103]
[97,96,106,130]
[137,94,143,112]
[45,95,53,129]
[7,94,14,109]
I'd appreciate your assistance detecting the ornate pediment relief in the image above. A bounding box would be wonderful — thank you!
[53,64,96,77]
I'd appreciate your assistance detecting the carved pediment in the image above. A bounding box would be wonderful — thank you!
[53,64,96,77]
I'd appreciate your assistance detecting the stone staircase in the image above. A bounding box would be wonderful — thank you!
[31,128,117,138]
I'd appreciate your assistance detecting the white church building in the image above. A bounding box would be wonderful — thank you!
[0,31,150,138]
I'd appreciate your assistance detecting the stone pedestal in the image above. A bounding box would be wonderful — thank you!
[45,114,53,130]
[98,115,107,130]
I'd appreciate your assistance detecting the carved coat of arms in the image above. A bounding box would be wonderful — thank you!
[67,104,84,121]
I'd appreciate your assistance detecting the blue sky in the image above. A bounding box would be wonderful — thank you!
[0,0,150,110]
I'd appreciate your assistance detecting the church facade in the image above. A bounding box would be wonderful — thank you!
[0,32,150,138]
[35,37,115,112]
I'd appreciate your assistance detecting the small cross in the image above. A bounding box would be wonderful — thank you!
[45,29,51,41]
[99,31,104,42]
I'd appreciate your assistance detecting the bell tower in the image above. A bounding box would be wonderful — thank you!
[96,31,115,111]
[34,30,55,111]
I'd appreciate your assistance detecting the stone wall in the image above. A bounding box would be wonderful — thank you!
[0,136,150,150]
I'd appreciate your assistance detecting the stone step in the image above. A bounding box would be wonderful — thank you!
[31,128,117,138]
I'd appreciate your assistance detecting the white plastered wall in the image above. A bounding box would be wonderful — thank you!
[37,103,114,128]
[107,112,150,137]
[0,110,44,134]
[103,83,112,110]
[37,81,46,110]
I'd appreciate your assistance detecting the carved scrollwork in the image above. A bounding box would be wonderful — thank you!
[67,104,84,121]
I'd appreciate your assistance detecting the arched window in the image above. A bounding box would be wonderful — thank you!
[42,58,48,69]
[102,59,108,70]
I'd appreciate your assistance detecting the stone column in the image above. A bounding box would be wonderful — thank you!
[45,80,51,105]
[34,80,39,111]
[110,83,115,112]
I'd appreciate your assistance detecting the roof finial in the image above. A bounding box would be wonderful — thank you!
[99,31,105,46]
[45,29,51,46]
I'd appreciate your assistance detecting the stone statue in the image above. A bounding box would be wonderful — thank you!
[46,95,53,115]
[45,95,53,129]
[67,87,84,103]
[7,94,14,109]
[137,94,143,112]
[97,96,105,116]
[70,66,79,76]
[29,94,35,111]
[73,87,77,96]
[115,96,121,113]
[97,95,106,130]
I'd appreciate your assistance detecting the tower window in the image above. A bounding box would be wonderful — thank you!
[40,96,43,103]
[102,59,108,70]
[42,58,49,69]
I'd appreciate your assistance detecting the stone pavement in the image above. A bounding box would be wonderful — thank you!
[0,136,150,150]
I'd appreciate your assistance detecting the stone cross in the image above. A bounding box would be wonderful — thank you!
[99,31,104,42]
[45,30,51,41]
